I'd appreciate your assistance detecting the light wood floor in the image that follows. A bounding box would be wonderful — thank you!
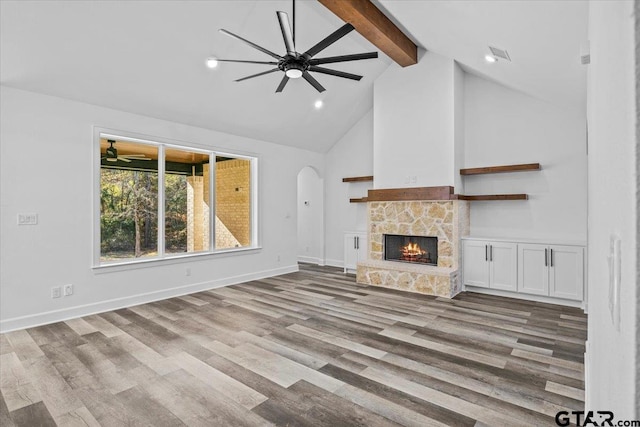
[1,264,587,426]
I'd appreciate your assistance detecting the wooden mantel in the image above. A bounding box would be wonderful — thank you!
[367,186,455,201]
[363,186,528,202]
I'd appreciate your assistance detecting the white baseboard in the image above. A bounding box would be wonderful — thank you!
[324,258,344,268]
[464,285,583,308]
[297,256,324,265]
[0,264,299,333]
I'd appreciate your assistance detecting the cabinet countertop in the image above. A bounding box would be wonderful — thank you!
[462,236,586,247]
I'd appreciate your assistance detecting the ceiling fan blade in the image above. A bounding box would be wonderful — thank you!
[275,75,290,93]
[310,52,378,65]
[235,68,281,82]
[308,66,362,81]
[303,23,354,58]
[302,71,326,93]
[118,157,132,163]
[276,11,296,56]
[217,59,279,65]
[219,29,282,60]
[122,155,152,160]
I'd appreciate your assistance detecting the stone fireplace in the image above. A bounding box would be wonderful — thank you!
[356,197,469,298]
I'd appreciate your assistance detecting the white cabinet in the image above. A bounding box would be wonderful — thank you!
[344,232,367,273]
[517,244,584,301]
[549,245,584,300]
[463,240,517,291]
[518,244,549,295]
[463,237,585,305]
[462,240,490,288]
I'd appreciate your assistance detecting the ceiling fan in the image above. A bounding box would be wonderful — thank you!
[102,140,150,163]
[215,0,378,93]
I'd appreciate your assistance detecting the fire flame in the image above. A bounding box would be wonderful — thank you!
[402,242,426,257]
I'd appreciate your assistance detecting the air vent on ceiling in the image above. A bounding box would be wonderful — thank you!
[488,45,511,62]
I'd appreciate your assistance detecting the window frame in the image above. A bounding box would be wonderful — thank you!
[93,127,260,270]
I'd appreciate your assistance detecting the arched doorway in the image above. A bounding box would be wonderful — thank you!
[297,166,324,265]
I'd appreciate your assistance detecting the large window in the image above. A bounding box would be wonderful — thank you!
[97,134,256,265]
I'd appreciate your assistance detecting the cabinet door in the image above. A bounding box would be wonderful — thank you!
[356,234,368,263]
[489,242,517,291]
[463,240,489,288]
[549,245,584,301]
[344,234,358,272]
[518,244,549,295]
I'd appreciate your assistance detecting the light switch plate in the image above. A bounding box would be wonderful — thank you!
[17,213,38,225]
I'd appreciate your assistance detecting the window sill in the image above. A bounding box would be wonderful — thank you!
[92,246,262,274]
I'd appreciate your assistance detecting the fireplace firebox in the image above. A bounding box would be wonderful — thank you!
[384,234,438,265]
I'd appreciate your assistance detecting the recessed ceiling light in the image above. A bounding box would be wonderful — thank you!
[314,100,324,109]
[484,55,497,63]
[206,57,219,69]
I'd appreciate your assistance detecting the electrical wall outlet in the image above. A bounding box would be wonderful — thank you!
[64,284,73,296]
[51,286,62,298]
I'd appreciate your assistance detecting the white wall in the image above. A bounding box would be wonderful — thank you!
[453,62,465,194]
[297,166,324,265]
[324,110,373,267]
[373,52,456,189]
[586,0,637,416]
[0,86,324,332]
[464,74,587,242]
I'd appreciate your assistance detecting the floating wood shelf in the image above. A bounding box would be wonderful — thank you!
[455,194,528,201]
[460,163,541,176]
[342,176,374,182]
[344,176,373,203]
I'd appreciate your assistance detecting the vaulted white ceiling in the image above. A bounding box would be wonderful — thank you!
[0,1,587,153]
[377,0,588,115]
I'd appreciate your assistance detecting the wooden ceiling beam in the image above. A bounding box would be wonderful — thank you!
[317,0,418,67]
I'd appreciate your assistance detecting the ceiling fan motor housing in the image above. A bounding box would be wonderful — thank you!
[106,140,118,162]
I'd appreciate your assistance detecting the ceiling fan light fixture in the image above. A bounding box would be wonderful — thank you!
[285,69,303,79]
[284,63,304,79]
[314,99,324,109]
[484,54,497,63]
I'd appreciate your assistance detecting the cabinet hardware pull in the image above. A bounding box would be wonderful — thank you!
[550,248,553,267]
[354,237,357,250]
[485,245,488,261]
[490,245,493,262]
[545,248,548,267]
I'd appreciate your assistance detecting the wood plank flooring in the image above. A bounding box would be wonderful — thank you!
[0,264,587,426]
